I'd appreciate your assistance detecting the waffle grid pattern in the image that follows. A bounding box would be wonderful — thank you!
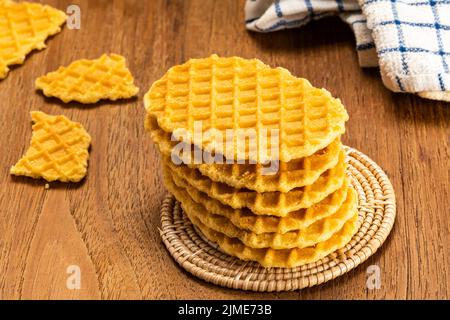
[0,0,66,79]
[159,147,396,290]
[163,166,358,250]
[147,56,389,271]
[10,111,91,182]
[163,151,347,216]
[167,167,350,234]
[148,117,342,192]
[35,54,139,103]
[145,54,349,162]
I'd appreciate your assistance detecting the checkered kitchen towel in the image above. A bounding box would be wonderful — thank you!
[245,0,450,101]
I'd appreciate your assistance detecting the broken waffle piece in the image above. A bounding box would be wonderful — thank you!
[35,54,139,103]
[0,0,66,79]
[11,111,91,183]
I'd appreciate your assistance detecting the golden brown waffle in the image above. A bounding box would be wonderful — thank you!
[147,117,342,192]
[163,150,347,216]
[164,168,357,250]
[10,111,91,182]
[183,188,357,250]
[35,54,139,103]
[188,209,359,268]
[164,166,349,234]
[145,54,348,163]
[0,0,66,79]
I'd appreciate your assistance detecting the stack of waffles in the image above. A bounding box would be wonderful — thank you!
[145,55,359,268]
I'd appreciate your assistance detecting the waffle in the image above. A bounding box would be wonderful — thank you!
[163,150,347,216]
[35,54,139,103]
[145,54,348,163]
[183,186,357,250]
[147,117,342,192]
[164,168,357,250]
[10,111,91,183]
[164,166,349,234]
[0,0,66,79]
[189,209,359,268]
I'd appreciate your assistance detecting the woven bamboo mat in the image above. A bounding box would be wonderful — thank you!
[159,146,396,292]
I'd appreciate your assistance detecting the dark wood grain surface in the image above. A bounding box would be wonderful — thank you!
[0,0,448,300]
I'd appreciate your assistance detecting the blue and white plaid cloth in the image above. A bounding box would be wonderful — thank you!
[245,0,450,101]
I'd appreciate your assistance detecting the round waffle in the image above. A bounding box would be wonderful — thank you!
[145,54,348,163]
[163,167,358,250]
[162,151,347,216]
[164,166,350,234]
[147,117,342,192]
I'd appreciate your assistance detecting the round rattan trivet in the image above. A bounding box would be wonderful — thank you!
[159,146,396,292]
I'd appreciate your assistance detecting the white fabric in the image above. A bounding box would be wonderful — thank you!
[245,0,450,100]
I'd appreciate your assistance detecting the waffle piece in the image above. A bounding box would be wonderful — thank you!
[35,54,139,103]
[0,0,66,79]
[164,166,349,234]
[10,111,91,182]
[164,168,357,249]
[145,54,348,163]
[147,117,342,192]
[163,150,347,216]
[188,208,359,268]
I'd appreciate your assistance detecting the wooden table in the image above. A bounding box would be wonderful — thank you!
[0,0,448,300]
